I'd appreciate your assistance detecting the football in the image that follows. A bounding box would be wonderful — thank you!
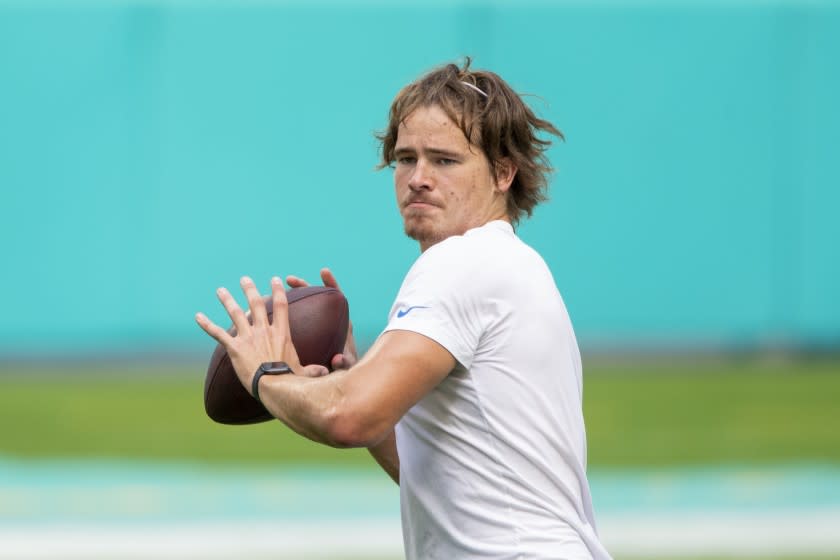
[203,286,349,425]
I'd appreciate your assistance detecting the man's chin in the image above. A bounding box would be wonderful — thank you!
[403,221,441,247]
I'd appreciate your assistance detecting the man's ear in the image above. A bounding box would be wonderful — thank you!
[494,158,517,193]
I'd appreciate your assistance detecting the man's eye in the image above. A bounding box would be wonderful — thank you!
[397,157,416,165]
[439,158,457,166]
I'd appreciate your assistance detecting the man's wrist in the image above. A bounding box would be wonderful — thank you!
[252,361,294,403]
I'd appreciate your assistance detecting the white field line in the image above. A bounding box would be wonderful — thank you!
[598,510,840,557]
[0,520,404,560]
[2,510,840,559]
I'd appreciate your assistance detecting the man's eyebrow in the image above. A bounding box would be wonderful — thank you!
[394,146,463,158]
[426,148,462,158]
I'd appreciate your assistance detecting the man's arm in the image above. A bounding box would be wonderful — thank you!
[196,275,455,449]
[368,430,399,484]
[288,270,397,483]
[256,328,454,448]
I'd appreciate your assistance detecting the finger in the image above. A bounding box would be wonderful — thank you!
[241,276,269,328]
[217,287,250,333]
[285,275,310,288]
[331,353,354,370]
[344,322,358,351]
[270,276,291,341]
[330,353,344,370]
[320,268,342,290]
[333,343,358,370]
[195,312,233,345]
[271,276,305,367]
[299,364,329,377]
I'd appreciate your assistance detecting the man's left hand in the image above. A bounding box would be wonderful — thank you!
[195,276,329,396]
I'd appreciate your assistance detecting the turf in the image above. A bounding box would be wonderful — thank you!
[0,358,838,467]
[583,357,840,466]
[0,364,371,466]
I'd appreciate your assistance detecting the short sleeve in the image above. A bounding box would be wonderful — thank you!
[383,238,486,369]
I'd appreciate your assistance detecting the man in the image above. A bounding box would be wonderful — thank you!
[196,59,611,559]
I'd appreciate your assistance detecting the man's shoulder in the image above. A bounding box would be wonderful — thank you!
[438,221,547,271]
[426,220,521,261]
[410,220,549,291]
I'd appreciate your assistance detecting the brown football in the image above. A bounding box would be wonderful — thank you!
[203,286,349,425]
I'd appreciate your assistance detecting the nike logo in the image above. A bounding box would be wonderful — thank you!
[397,305,430,318]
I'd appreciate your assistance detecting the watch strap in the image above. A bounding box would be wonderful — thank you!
[252,361,293,404]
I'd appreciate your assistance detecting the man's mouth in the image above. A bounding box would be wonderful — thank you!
[405,199,438,209]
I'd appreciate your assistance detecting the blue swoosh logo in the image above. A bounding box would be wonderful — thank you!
[397,305,430,318]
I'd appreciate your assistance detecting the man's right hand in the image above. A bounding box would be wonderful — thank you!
[286,268,358,371]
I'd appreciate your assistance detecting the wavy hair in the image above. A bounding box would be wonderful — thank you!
[377,58,563,224]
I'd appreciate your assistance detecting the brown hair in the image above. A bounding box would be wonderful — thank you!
[377,58,563,224]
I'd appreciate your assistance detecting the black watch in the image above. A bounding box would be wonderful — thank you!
[252,361,294,404]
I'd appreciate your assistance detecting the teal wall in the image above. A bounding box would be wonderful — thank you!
[1,0,838,357]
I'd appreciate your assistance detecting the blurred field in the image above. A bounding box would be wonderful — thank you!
[0,357,837,467]
[0,358,840,560]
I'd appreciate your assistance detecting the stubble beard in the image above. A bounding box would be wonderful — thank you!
[402,213,445,249]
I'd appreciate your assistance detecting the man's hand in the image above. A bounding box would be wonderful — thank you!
[286,267,358,371]
[195,270,453,451]
[195,276,328,396]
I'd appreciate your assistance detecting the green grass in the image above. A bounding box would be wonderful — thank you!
[0,364,372,466]
[583,357,840,467]
[0,358,838,467]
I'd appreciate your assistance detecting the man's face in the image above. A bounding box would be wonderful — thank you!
[393,104,512,252]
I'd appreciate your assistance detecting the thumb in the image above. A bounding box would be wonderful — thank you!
[298,364,329,377]
[332,353,356,370]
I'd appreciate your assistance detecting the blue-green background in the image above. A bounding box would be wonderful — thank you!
[1,0,838,357]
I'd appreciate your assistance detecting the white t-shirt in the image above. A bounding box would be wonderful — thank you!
[383,220,611,560]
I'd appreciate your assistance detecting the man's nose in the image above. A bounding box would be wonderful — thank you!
[407,159,433,191]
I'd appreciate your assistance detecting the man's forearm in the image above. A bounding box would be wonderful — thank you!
[258,369,350,447]
[368,430,399,484]
[261,369,401,482]
[250,328,454,452]
[258,366,396,449]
